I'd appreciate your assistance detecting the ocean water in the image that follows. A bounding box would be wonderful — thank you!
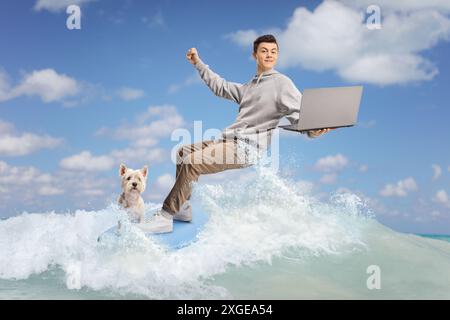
[1,166,449,300]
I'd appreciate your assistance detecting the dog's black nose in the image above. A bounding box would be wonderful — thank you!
[132,182,137,187]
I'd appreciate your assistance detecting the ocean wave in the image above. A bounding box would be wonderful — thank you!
[0,166,449,299]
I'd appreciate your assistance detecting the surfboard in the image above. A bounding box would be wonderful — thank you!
[97,205,208,249]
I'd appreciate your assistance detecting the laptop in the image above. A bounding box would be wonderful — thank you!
[278,86,363,133]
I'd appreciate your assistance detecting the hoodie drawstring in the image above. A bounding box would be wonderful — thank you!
[256,73,263,85]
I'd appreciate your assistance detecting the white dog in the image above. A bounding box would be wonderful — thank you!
[118,163,148,225]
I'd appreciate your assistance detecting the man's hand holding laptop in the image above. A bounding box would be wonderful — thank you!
[307,128,337,138]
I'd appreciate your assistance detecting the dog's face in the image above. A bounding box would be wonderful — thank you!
[119,163,148,194]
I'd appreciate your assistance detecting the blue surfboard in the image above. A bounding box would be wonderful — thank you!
[98,206,208,249]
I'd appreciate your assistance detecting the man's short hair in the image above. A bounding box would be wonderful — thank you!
[253,34,278,53]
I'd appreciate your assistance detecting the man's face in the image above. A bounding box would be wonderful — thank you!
[253,42,278,71]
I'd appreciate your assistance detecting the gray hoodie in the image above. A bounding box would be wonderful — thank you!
[194,59,311,149]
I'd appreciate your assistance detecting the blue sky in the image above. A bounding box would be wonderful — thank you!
[1,0,449,234]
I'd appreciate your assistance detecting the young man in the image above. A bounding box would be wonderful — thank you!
[141,34,334,234]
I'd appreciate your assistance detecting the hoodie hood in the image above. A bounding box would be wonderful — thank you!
[253,69,280,85]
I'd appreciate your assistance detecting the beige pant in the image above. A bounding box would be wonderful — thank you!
[162,139,251,214]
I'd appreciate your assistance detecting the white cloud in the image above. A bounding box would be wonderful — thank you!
[65,105,182,175]
[339,54,438,85]
[431,210,441,218]
[38,185,64,196]
[0,68,11,98]
[168,72,202,94]
[97,104,185,147]
[62,82,105,108]
[359,164,368,172]
[0,68,80,103]
[379,177,418,197]
[339,0,450,13]
[0,161,9,174]
[77,189,105,197]
[59,151,115,171]
[0,161,41,185]
[0,119,63,156]
[320,173,338,184]
[432,164,442,180]
[117,87,145,101]
[0,119,14,134]
[132,137,159,148]
[0,161,62,197]
[155,174,175,190]
[145,173,175,201]
[141,10,165,28]
[224,30,259,48]
[58,171,113,199]
[0,134,62,156]
[139,105,183,122]
[110,147,167,166]
[227,0,450,85]
[314,154,349,172]
[0,160,120,214]
[34,0,97,13]
[432,190,450,208]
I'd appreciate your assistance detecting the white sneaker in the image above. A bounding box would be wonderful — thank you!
[173,201,192,222]
[137,209,173,234]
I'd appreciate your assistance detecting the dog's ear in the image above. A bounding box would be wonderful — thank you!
[119,163,127,177]
[141,165,148,179]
